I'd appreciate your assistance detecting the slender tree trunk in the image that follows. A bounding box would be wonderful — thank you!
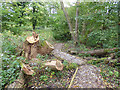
[75,1,79,46]
[118,1,120,62]
[59,0,75,41]
[32,3,36,30]
[82,21,86,35]
[118,1,120,48]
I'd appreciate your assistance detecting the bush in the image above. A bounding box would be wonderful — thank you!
[53,30,71,41]
[86,29,117,48]
[10,26,32,35]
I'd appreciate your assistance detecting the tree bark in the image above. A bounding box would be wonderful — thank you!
[118,1,120,48]
[59,0,75,41]
[68,48,118,56]
[75,1,79,46]
[117,1,120,67]
[22,32,54,60]
[32,3,36,30]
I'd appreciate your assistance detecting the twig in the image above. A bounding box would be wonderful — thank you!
[68,67,78,88]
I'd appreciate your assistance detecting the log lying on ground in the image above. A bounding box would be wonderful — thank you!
[21,63,35,75]
[23,32,54,60]
[7,62,36,88]
[37,41,54,55]
[7,71,25,88]
[68,48,118,56]
[44,60,64,71]
[52,50,87,65]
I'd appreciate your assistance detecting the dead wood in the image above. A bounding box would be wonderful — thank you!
[37,41,54,55]
[22,32,54,60]
[22,63,35,75]
[44,60,63,71]
[68,48,118,56]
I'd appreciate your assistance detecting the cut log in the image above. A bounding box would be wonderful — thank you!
[26,36,39,44]
[44,60,63,71]
[68,48,118,56]
[52,50,87,65]
[21,63,35,75]
[37,40,54,55]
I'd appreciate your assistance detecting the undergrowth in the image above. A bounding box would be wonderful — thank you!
[87,59,119,88]
[1,31,25,89]
[1,29,54,89]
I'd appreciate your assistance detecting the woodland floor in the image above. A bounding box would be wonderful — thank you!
[52,43,105,88]
[21,43,119,88]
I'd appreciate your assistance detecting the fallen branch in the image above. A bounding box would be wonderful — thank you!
[68,48,118,56]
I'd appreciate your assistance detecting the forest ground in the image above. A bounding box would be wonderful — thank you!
[22,42,118,88]
[3,29,119,88]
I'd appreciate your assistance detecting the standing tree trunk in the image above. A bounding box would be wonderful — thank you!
[117,1,120,64]
[32,3,36,30]
[118,1,120,48]
[75,1,79,46]
[59,0,75,41]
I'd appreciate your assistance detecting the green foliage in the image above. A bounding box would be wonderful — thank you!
[51,8,71,41]
[40,75,48,82]
[53,30,71,41]
[87,59,103,65]
[1,54,21,88]
[77,2,118,48]
[1,31,25,89]
[87,57,119,87]
[2,2,48,34]
[114,71,119,77]
[68,63,78,69]
[37,54,49,61]
[63,60,78,70]
[86,29,117,48]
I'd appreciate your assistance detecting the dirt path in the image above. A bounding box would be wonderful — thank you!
[52,43,106,88]
[52,43,87,65]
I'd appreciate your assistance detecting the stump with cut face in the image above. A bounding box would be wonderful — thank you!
[22,32,54,60]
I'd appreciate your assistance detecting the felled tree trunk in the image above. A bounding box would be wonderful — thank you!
[68,48,118,56]
[37,41,54,55]
[23,32,54,60]
[44,60,64,71]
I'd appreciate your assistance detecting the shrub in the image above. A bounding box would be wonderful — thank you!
[53,30,71,41]
[86,29,117,48]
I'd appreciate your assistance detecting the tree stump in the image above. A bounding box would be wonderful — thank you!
[23,32,54,60]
